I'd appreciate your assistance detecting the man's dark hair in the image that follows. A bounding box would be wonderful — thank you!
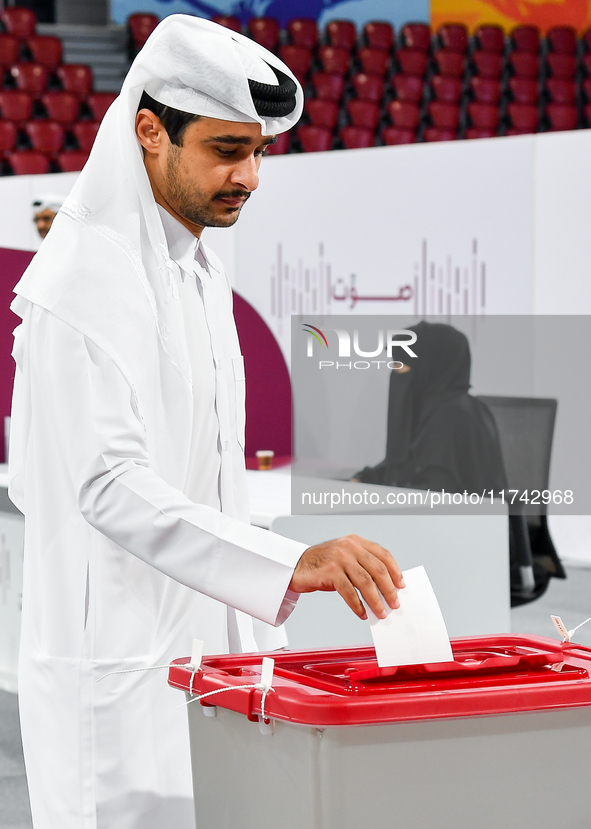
[137,90,201,146]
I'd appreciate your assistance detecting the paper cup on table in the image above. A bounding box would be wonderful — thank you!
[255,450,274,471]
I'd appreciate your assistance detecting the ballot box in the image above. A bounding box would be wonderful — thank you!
[168,635,591,829]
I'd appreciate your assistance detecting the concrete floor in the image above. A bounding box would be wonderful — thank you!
[1,564,591,828]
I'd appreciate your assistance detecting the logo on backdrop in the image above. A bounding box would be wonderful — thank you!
[302,323,418,369]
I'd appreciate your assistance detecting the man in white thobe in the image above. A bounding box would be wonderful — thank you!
[9,16,404,829]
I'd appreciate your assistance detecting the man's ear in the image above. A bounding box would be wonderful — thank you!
[135,109,166,155]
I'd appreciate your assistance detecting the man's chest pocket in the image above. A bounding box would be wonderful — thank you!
[231,355,246,451]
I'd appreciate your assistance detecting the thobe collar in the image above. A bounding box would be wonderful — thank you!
[157,204,206,281]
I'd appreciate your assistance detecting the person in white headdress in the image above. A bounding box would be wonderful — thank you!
[8,15,403,829]
[31,193,63,239]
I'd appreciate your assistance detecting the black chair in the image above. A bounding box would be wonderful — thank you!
[477,395,566,606]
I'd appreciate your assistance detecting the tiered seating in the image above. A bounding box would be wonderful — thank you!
[0,6,116,175]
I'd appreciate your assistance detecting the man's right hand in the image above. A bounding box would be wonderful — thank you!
[288,534,405,621]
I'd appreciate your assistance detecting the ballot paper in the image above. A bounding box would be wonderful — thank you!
[365,565,453,668]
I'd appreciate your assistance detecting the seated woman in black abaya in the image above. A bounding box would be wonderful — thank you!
[356,321,507,495]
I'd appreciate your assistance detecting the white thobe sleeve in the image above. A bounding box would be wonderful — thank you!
[26,308,307,628]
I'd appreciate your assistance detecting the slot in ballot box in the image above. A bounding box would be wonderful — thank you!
[169,635,591,829]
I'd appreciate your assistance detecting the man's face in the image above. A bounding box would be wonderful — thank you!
[33,209,56,239]
[138,113,275,236]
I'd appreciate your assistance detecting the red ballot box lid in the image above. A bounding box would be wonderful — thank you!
[168,635,591,727]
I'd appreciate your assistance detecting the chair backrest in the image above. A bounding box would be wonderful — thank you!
[346,99,380,129]
[305,98,339,129]
[310,71,345,102]
[26,35,62,69]
[25,119,65,153]
[127,13,159,50]
[358,47,390,76]
[56,64,93,95]
[72,120,99,152]
[474,25,505,53]
[325,20,357,51]
[0,119,16,153]
[57,150,89,172]
[387,100,420,128]
[350,71,384,102]
[470,76,502,104]
[340,125,374,148]
[546,25,577,54]
[41,91,80,123]
[86,92,117,121]
[508,77,539,104]
[476,396,557,497]
[546,53,576,79]
[248,17,280,51]
[1,7,36,39]
[546,103,578,130]
[363,21,394,52]
[471,50,503,78]
[0,34,21,67]
[438,23,468,52]
[545,78,576,105]
[10,62,49,93]
[396,48,428,76]
[391,73,423,103]
[507,102,539,130]
[400,22,431,52]
[0,90,33,121]
[317,46,350,75]
[511,25,540,53]
[428,100,460,129]
[432,49,465,77]
[265,130,290,155]
[278,45,312,83]
[297,124,333,152]
[287,18,318,50]
[509,52,539,79]
[468,102,499,129]
[7,149,50,174]
[431,74,462,103]
[381,125,416,144]
[211,15,241,33]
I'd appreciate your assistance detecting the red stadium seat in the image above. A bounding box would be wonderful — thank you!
[400,23,431,52]
[350,72,384,102]
[471,50,503,78]
[583,103,591,126]
[582,76,591,100]
[545,78,576,105]
[72,120,99,152]
[297,124,333,152]
[7,150,50,174]
[438,23,468,52]
[0,34,20,67]
[428,101,460,129]
[387,100,420,129]
[506,102,539,133]
[0,90,32,122]
[1,7,36,39]
[248,17,280,51]
[381,126,415,144]
[582,28,591,51]
[286,18,318,49]
[305,98,339,129]
[508,77,539,104]
[325,20,357,51]
[56,64,93,95]
[340,125,374,148]
[265,130,291,155]
[470,77,501,104]
[509,52,539,79]
[0,120,17,153]
[465,128,497,139]
[86,92,117,121]
[391,74,423,102]
[278,45,312,83]
[396,48,428,76]
[467,102,499,130]
[511,25,540,53]
[26,35,62,69]
[424,127,456,141]
[10,63,49,93]
[311,71,345,101]
[346,99,380,129]
[582,53,591,75]
[546,103,577,130]
[41,91,80,124]
[474,25,505,53]
[546,26,577,54]
[25,120,64,153]
[358,47,390,76]
[363,21,394,51]
[57,150,89,171]
[211,15,241,32]
[317,46,350,75]
[546,53,576,79]
[431,75,462,103]
[433,50,465,77]
[127,13,159,52]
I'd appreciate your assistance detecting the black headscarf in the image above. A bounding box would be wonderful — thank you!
[358,321,507,494]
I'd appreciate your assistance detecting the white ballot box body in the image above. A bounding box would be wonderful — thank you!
[169,636,591,829]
